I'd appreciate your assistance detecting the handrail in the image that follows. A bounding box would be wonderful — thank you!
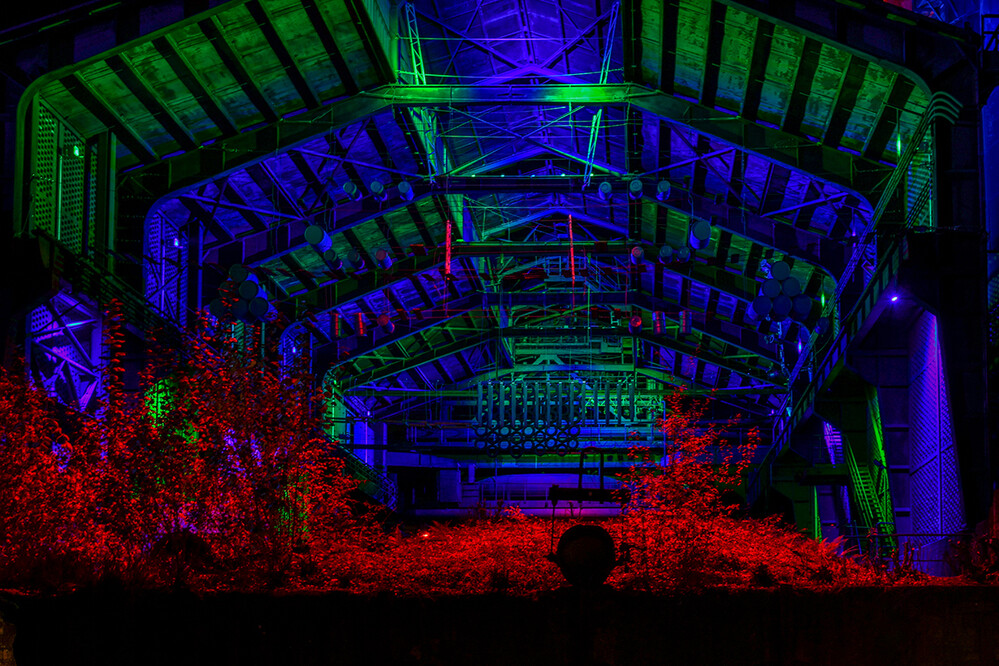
[783,91,960,428]
[318,431,398,511]
[34,229,195,347]
[749,92,963,502]
[865,385,895,533]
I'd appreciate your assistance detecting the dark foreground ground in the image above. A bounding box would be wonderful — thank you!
[2,585,998,665]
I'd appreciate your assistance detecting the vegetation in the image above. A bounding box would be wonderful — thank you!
[0,306,942,596]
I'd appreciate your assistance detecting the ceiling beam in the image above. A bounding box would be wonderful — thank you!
[714,0,977,107]
[299,0,359,95]
[863,74,917,161]
[700,0,728,109]
[220,175,842,279]
[823,55,869,148]
[344,383,785,398]
[296,239,763,302]
[246,0,320,109]
[743,20,776,123]
[151,35,238,137]
[330,297,781,388]
[105,54,198,151]
[121,83,880,213]
[197,16,278,124]
[59,73,157,163]
[781,38,823,135]
[340,330,491,388]
[343,0,394,83]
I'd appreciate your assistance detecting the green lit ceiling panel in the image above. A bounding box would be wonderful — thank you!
[757,25,804,127]
[800,45,852,138]
[674,0,710,97]
[842,67,896,152]
[124,42,221,142]
[638,2,665,84]
[633,0,931,173]
[171,20,273,127]
[261,0,345,101]
[26,0,389,168]
[716,9,756,114]
[220,6,306,114]
[34,81,106,138]
[76,60,171,152]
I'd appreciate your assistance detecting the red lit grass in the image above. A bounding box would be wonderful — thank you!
[0,307,941,596]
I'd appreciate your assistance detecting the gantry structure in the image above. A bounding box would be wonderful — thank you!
[1,0,997,568]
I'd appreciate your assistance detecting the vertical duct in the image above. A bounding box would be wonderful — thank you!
[546,382,552,423]
[533,382,540,424]
[605,382,611,426]
[509,380,517,424]
[499,382,506,423]
[477,383,483,423]
[557,382,564,423]
[568,383,576,422]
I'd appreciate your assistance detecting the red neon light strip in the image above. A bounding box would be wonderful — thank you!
[568,215,576,285]
[445,220,452,276]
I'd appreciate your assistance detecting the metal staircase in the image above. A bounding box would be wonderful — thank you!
[322,433,398,511]
[843,386,896,547]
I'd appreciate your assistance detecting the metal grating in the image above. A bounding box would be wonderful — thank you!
[32,104,92,253]
[32,105,59,238]
[59,129,86,254]
[87,148,98,254]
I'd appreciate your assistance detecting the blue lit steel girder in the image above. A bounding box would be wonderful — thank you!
[120,84,886,233]
[219,134,846,276]
[444,106,617,177]
[540,4,621,71]
[402,2,444,185]
[331,319,780,401]
[27,291,103,413]
[305,280,786,384]
[582,1,620,190]
[777,92,961,438]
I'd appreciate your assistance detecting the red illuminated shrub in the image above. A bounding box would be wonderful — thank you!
[0,361,112,588]
[0,304,357,591]
[604,389,887,591]
[0,306,926,596]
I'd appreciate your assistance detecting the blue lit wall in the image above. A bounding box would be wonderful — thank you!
[985,1,999,309]
[986,85,999,311]
[909,311,965,574]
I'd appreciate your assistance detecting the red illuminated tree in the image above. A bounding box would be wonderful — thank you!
[0,304,357,590]
[614,388,760,589]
